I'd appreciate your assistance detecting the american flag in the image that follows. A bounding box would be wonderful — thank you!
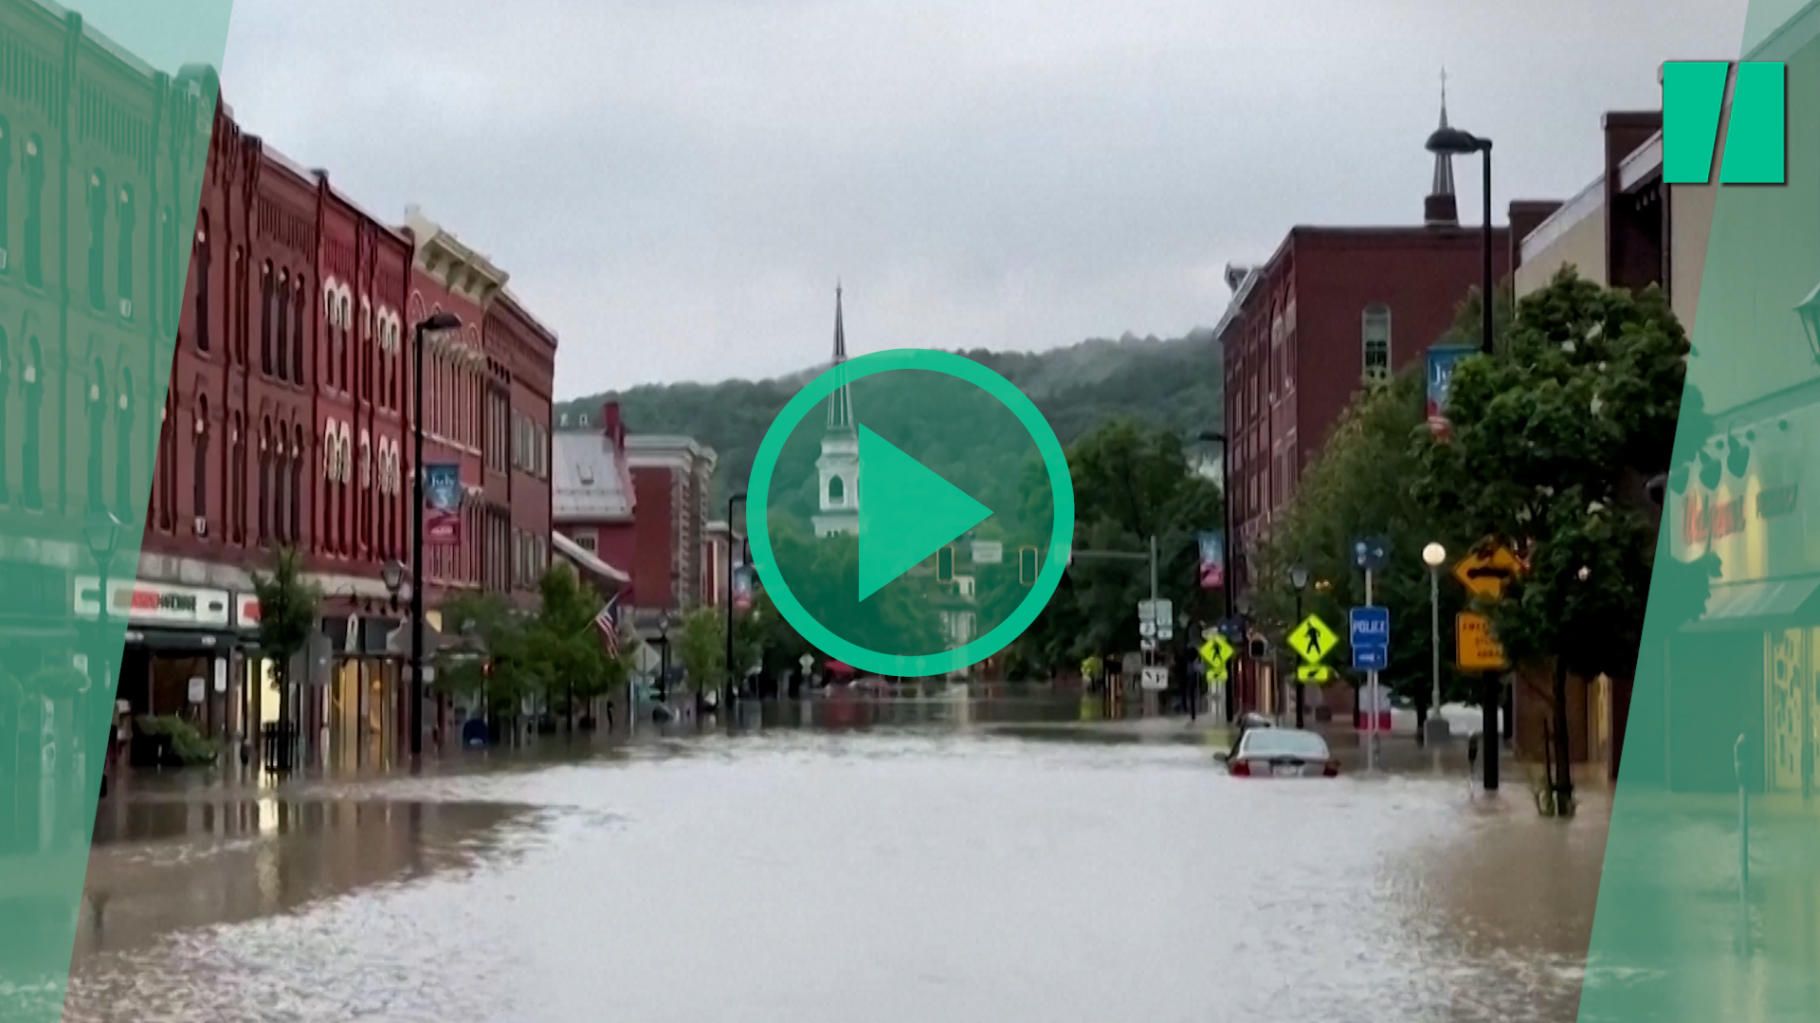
[594,593,621,657]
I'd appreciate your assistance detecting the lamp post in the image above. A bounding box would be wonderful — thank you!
[85,511,122,793]
[410,311,462,759]
[1426,123,1495,356]
[725,492,747,710]
[1422,542,1450,744]
[1196,430,1234,721]
[657,613,674,711]
[1288,566,1308,728]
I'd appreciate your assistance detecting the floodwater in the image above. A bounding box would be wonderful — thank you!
[64,699,1608,1022]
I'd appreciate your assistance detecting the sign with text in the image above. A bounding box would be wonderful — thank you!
[424,462,463,546]
[1349,606,1390,671]
[1456,611,1508,671]
[1426,345,1476,438]
[1197,530,1225,589]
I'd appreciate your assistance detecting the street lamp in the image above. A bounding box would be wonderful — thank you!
[1196,429,1235,721]
[725,491,747,708]
[1288,565,1308,728]
[410,310,461,760]
[381,558,405,609]
[1421,542,1450,745]
[1426,123,1495,357]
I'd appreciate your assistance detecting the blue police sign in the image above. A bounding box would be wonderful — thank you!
[1349,605,1390,671]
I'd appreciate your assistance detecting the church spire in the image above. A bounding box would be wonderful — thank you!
[1425,69,1460,226]
[826,282,854,432]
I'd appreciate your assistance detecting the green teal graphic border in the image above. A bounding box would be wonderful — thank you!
[0,2,232,1018]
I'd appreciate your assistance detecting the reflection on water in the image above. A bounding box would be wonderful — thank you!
[64,712,1611,1023]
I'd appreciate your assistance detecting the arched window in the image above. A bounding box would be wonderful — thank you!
[233,247,247,364]
[291,424,305,548]
[23,136,43,286]
[117,185,135,318]
[292,276,306,383]
[340,291,353,394]
[260,262,274,375]
[192,394,209,535]
[159,206,176,334]
[258,418,272,544]
[156,392,176,530]
[0,118,11,274]
[275,270,291,383]
[193,216,210,351]
[827,474,845,506]
[0,328,10,504]
[86,358,105,511]
[230,412,244,543]
[1361,304,1391,383]
[86,169,106,309]
[21,337,43,509]
[115,368,133,518]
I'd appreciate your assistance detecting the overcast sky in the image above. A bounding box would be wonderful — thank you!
[218,1,1746,396]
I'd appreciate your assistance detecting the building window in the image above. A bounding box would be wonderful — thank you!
[258,420,272,545]
[23,136,43,286]
[276,270,291,383]
[115,370,133,519]
[1362,304,1391,382]
[293,276,306,384]
[193,218,210,351]
[117,185,135,317]
[828,475,845,505]
[86,360,105,511]
[0,330,12,503]
[0,118,10,273]
[292,425,305,547]
[21,337,42,509]
[86,170,106,309]
[261,263,274,375]
[193,396,209,534]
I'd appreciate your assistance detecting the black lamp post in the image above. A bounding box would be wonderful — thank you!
[85,510,122,788]
[1427,121,1499,789]
[1196,430,1234,720]
[657,612,673,710]
[410,311,461,759]
[725,492,747,709]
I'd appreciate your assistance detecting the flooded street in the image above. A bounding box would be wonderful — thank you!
[67,710,1606,1022]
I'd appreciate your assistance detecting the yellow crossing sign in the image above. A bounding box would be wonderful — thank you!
[1296,664,1334,684]
[1198,633,1236,669]
[1287,613,1338,665]
[1205,661,1228,684]
[1454,545,1524,601]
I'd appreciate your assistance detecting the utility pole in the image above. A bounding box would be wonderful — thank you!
[1364,566,1377,773]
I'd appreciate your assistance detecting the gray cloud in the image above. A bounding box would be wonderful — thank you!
[220,0,1746,394]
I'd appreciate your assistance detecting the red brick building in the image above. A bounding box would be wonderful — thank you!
[1215,98,1510,716]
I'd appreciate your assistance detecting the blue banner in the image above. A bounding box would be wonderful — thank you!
[1426,345,1477,436]
[1197,531,1225,589]
[425,462,463,545]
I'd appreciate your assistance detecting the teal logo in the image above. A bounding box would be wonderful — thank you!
[1663,60,1785,185]
[746,349,1075,677]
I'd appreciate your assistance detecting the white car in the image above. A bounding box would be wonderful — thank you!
[1217,727,1338,778]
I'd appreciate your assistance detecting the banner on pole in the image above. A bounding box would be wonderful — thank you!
[1426,345,1477,438]
[1197,531,1225,589]
[424,462,463,546]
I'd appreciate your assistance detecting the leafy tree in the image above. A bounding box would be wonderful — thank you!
[250,547,320,769]
[438,591,533,732]
[523,565,620,729]
[676,607,726,696]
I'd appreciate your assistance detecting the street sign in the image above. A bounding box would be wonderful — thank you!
[1352,535,1390,572]
[1140,665,1169,691]
[1157,622,1174,641]
[1296,664,1334,684]
[1287,613,1338,665]
[1139,620,1158,638]
[1137,599,1173,625]
[1140,638,1158,653]
[1206,662,1228,684]
[1456,611,1508,670]
[1198,634,1235,668]
[1454,545,1524,600]
[1349,605,1390,671]
[799,653,815,673]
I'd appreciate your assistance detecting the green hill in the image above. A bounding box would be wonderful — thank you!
[554,328,1223,511]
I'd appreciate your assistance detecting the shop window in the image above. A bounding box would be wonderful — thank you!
[193,216,210,351]
[117,185,135,318]
[1362,304,1391,383]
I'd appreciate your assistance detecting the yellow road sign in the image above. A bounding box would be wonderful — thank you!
[1456,611,1508,670]
[1453,545,1524,600]
[1295,664,1334,684]
[1205,660,1228,684]
[1198,634,1235,668]
[1287,613,1338,665]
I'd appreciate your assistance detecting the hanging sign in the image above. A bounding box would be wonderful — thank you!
[425,462,463,546]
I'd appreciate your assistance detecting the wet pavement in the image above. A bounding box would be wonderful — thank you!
[65,698,1607,1022]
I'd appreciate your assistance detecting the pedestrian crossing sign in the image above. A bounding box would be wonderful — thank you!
[1296,664,1334,684]
[1205,661,1227,684]
[1198,633,1235,669]
[1287,614,1338,666]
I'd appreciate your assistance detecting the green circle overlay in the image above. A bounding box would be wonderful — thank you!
[745,348,1075,677]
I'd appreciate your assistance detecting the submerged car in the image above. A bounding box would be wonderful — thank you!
[1216,727,1339,778]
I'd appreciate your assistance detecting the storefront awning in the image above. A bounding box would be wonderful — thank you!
[1690,577,1820,631]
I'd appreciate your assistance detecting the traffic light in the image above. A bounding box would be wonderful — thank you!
[937,544,955,582]
[1018,545,1038,585]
